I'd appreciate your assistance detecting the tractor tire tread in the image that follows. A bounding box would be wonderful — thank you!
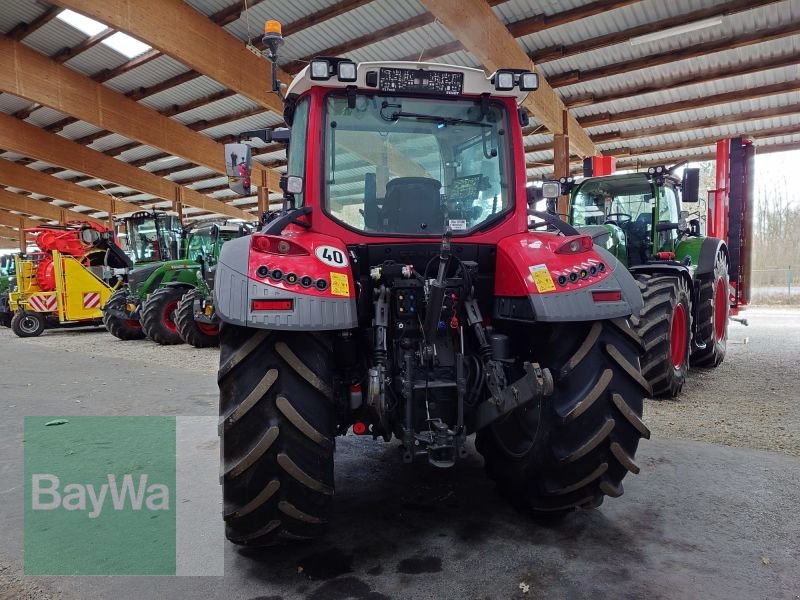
[176,288,219,348]
[220,326,335,546]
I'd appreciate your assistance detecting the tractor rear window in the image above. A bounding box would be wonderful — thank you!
[323,94,511,235]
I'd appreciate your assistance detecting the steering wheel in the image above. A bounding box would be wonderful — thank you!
[605,212,632,225]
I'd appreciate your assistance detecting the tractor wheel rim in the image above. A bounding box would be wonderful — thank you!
[196,321,219,336]
[163,301,179,333]
[21,316,38,333]
[125,319,141,330]
[670,303,688,370]
[714,278,727,342]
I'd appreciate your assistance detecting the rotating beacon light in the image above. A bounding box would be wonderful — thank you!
[262,20,284,93]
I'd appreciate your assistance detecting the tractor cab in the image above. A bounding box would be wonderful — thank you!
[115,211,183,265]
[566,166,699,267]
[184,221,252,285]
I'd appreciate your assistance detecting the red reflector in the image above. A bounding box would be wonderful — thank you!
[353,422,367,435]
[555,235,593,254]
[251,299,293,311]
[592,290,622,302]
[656,251,676,260]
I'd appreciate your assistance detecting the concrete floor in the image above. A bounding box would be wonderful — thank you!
[0,314,798,600]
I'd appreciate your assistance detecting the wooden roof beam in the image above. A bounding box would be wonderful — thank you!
[0,211,41,229]
[419,0,595,157]
[7,7,62,41]
[0,114,249,220]
[50,0,284,115]
[0,35,277,190]
[0,159,141,215]
[0,188,104,224]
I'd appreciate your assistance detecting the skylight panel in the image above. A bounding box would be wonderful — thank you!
[56,9,107,36]
[102,32,152,59]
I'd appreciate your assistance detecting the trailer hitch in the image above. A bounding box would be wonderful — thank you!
[474,362,553,430]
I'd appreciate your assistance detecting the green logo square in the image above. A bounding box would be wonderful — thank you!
[24,416,176,575]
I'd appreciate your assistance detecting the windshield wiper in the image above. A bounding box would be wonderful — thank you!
[380,102,489,127]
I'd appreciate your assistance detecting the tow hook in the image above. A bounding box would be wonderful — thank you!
[475,362,553,429]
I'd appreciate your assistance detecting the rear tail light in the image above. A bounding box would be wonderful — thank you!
[592,290,622,302]
[555,235,593,254]
[251,235,308,256]
[252,299,293,311]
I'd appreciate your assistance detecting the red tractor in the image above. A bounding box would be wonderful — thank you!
[216,25,650,545]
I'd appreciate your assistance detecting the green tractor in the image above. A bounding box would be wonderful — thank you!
[102,211,196,343]
[0,253,16,327]
[174,221,252,348]
[551,142,752,398]
[103,211,250,345]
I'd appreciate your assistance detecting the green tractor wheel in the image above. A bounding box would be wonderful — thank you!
[176,288,220,348]
[691,250,729,368]
[11,311,45,338]
[141,286,188,345]
[103,288,145,341]
[632,274,692,399]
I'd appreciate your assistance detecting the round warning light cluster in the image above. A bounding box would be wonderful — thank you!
[553,260,606,288]
[257,264,328,291]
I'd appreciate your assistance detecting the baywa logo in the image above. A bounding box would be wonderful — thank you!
[24,416,177,575]
[32,473,170,519]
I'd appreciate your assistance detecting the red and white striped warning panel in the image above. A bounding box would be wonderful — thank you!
[28,294,57,313]
[83,292,101,309]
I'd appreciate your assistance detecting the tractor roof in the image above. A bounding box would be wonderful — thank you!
[286,61,533,105]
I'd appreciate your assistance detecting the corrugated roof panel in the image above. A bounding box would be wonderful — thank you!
[572,64,800,119]
[143,157,190,173]
[272,0,427,64]
[170,166,217,182]
[117,144,162,163]
[25,106,69,128]
[104,55,192,94]
[558,36,800,103]
[0,0,48,34]
[64,42,130,77]
[172,94,261,125]
[493,0,588,24]
[535,1,795,79]
[347,21,454,64]
[88,133,134,152]
[138,76,227,112]
[22,18,88,57]
[201,110,283,138]
[57,121,105,141]
[0,93,34,115]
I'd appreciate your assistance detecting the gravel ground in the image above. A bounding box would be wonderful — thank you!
[2,306,798,456]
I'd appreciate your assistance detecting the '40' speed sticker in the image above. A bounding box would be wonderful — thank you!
[315,245,349,268]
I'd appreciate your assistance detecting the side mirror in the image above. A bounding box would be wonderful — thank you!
[224,143,252,196]
[526,186,542,206]
[682,167,700,203]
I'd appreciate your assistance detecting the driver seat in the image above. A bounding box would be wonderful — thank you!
[381,177,442,233]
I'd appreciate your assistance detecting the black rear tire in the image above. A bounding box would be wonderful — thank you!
[691,250,729,368]
[11,311,45,337]
[219,325,335,546]
[632,274,692,398]
[176,289,219,348]
[140,287,187,345]
[103,288,145,341]
[476,319,650,516]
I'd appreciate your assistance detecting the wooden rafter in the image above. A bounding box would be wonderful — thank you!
[50,0,283,114]
[0,211,40,229]
[0,159,140,215]
[418,0,595,157]
[577,81,800,128]
[0,35,278,191]
[0,114,249,220]
[548,22,800,88]
[0,188,102,224]
[6,6,62,41]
